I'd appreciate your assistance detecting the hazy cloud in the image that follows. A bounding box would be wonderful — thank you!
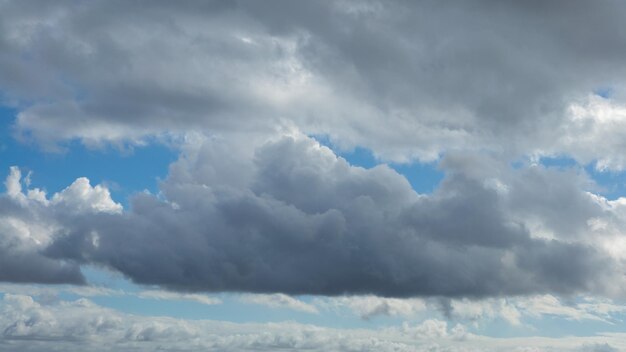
[240,293,318,314]
[1,294,624,352]
[2,1,626,166]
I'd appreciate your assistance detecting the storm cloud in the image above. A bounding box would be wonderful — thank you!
[37,133,625,297]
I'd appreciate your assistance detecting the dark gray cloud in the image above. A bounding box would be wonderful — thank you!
[2,0,626,165]
[42,134,624,297]
[0,245,82,285]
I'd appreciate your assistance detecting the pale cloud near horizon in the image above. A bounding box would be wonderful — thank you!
[1,281,624,327]
[1,293,625,352]
[239,293,319,314]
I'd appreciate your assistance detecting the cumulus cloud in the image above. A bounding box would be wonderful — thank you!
[2,0,626,166]
[0,168,82,284]
[34,132,625,297]
[0,166,122,285]
[49,178,122,214]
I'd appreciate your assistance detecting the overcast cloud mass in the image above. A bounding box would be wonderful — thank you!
[2,0,626,350]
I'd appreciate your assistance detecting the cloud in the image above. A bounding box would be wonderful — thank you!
[434,295,626,327]
[240,293,318,314]
[0,281,222,308]
[4,2,626,348]
[515,295,626,323]
[137,290,221,306]
[36,132,625,297]
[1,294,625,352]
[0,166,126,285]
[2,1,626,167]
[314,294,626,326]
[3,0,626,298]
[0,167,85,285]
[49,178,122,214]
[579,343,620,352]
[316,295,426,320]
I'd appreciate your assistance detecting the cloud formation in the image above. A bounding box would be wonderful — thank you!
[0,166,121,285]
[2,0,626,167]
[3,1,626,349]
[10,132,616,297]
[1,294,625,352]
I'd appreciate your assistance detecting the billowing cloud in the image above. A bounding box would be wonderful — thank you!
[32,132,624,297]
[0,166,123,285]
[1,168,80,285]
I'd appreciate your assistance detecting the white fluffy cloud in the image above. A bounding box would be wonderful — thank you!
[0,166,121,284]
[50,178,122,214]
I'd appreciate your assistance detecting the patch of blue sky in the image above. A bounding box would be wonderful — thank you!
[538,155,579,169]
[81,265,138,292]
[0,106,177,208]
[311,134,444,195]
[594,86,614,99]
[538,155,626,200]
[585,165,626,200]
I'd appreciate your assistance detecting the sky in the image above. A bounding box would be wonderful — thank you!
[2,1,626,351]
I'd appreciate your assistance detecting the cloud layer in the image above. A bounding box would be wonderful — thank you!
[2,0,626,166]
[1,293,625,352]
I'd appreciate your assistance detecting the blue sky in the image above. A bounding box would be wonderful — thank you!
[3,1,626,351]
[0,107,177,207]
